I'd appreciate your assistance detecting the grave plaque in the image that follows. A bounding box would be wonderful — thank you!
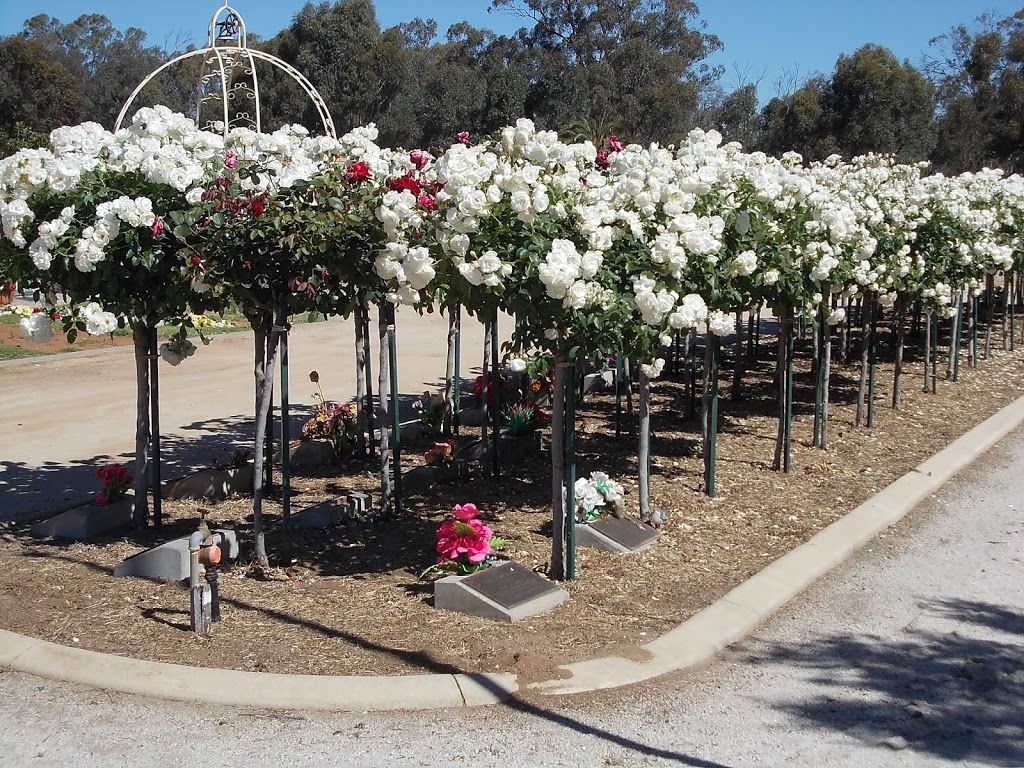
[578,516,659,554]
[434,561,568,622]
[462,562,557,609]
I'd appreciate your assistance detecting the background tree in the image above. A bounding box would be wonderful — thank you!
[0,37,83,154]
[490,0,722,143]
[825,44,935,162]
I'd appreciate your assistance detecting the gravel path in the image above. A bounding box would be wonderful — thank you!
[2,424,1022,767]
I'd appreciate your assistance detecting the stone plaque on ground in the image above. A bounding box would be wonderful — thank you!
[292,497,350,529]
[30,496,134,540]
[114,529,239,581]
[433,562,568,622]
[577,516,659,554]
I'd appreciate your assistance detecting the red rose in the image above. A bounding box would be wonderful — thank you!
[416,194,435,212]
[596,149,610,169]
[390,175,421,196]
[249,199,266,217]
[190,254,202,266]
[345,161,371,183]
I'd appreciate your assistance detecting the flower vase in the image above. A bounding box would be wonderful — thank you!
[498,430,542,464]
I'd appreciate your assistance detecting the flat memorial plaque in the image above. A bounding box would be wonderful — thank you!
[462,562,557,609]
[588,516,659,551]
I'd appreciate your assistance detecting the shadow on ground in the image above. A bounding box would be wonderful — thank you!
[743,597,1024,766]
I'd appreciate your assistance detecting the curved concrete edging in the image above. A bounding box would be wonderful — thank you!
[2,394,1023,710]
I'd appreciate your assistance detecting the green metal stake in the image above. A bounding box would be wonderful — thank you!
[148,326,162,529]
[953,298,963,382]
[565,364,577,580]
[490,315,500,479]
[708,337,720,497]
[971,295,979,367]
[614,352,623,440]
[688,330,698,421]
[931,312,938,394]
[362,308,374,459]
[867,301,878,429]
[784,318,794,473]
[1012,274,1017,351]
[387,307,401,514]
[453,305,461,435]
[278,299,291,564]
[813,309,824,447]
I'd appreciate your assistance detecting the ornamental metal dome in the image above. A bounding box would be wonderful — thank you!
[114,2,335,138]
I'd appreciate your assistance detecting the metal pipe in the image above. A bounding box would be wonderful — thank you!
[708,337,720,496]
[784,318,794,473]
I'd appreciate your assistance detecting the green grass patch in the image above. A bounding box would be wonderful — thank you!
[0,344,46,360]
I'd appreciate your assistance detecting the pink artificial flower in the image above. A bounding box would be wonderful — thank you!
[608,135,624,152]
[409,149,430,171]
[416,194,435,212]
[345,161,371,183]
[224,150,239,169]
[151,217,165,237]
[456,131,470,145]
[436,518,493,564]
[452,503,478,522]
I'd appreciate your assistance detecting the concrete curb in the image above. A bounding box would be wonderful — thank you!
[2,395,1023,710]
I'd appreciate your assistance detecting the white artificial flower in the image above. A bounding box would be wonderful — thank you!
[19,313,53,344]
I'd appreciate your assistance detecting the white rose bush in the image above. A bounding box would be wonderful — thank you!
[3,106,1024,578]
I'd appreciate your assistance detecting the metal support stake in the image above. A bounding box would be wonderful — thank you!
[784,319,794,473]
[277,299,291,564]
[565,363,577,580]
[708,337,720,497]
[453,305,461,435]
[614,352,623,441]
[387,305,402,514]
[490,315,500,479]
[148,326,162,529]
[867,301,878,428]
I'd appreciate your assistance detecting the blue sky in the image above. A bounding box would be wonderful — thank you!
[1,1,1017,100]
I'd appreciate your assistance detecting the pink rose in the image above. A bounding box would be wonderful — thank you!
[452,503,478,522]
[416,194,435,212]
[456,131,470,145]
[608,135,624,152]
[410,149,430,171]
[224,150,239,169]
[595,149,610,170]
[151,217,165,237]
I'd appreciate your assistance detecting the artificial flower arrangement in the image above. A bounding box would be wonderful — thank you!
[423,503,505,576]
[413,389,445,432]
[502,400,547,436]
[302,370,358,459]
[96,463,133,506]
[573,471,626,523]
[423,439,458,467]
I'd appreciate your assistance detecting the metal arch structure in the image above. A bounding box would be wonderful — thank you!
[114,2,335,138]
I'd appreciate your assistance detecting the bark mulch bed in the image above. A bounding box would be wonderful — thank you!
[1,323,1021,684]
